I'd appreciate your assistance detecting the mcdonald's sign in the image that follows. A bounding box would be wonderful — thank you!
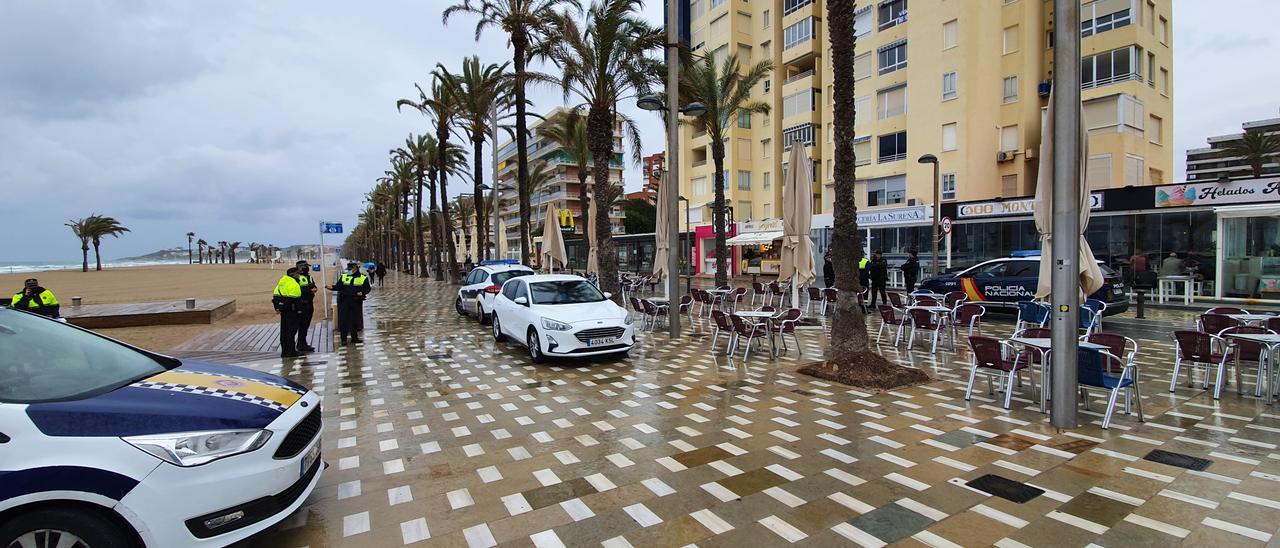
[557,209,575,232]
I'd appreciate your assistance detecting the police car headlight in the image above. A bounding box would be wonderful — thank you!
[541,317,572,331]
[124,429,272,467]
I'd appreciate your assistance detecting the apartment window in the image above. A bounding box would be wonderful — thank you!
[828,124,833,143]
[710,14,728,38]
[1081,5,1130,37]
[762,9,770,28]
[737,170,751,191]
[1144,1,1155,29]
[782,0,814,16]
[876,85,907,120]
[853,136,872,166]
[941,173,956,200]
[1157,16,1168,44]
[782,123,817,147]
[761,203,771,218]
[1086,154,1112,188]
[710,0,725,8]
[1120,95,1144,132]
[738,110,752,128]
[1002,76,1019,103]
[942,19,958,50]
[853,52,872,80]
[1147,52,1155,86]
[737,201,752,221]
[1001,175,1018,195]
[854,95,870,126]
[737,43,752,64]
[1002,25,1019,54]
[712,45,728,67]
[762,171,771,189]
[867,175,907,206]
[1124,155,1144,186]
[690,0,705,20]
[878,40,907,75]
[942,71,957,100]
[783,17,816,50]
[763,79,770,93]
[999,125,1018,152]
[1159,68,1169,94]
[1081,46,1138,89]
[782,88,817,118]
[941,123,957,151]
[878,131,907,163]
[878,0,907,30]
[737,138,751,159]
[1149,115,1163,144]
[826,159,833,180]
[853,6,872,37]
[693,176,709,195]
[762,138,772,158]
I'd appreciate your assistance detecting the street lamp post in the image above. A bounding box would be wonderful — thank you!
[1049,0,1083,429]
[917,154,941,276]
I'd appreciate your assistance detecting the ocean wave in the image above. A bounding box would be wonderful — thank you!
[0,260,186,274]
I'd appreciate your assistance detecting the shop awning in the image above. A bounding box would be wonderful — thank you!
[725,231,784,246]
[1215,204,1280,218]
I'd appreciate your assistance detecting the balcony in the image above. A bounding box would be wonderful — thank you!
[783,69,815,86]
[1082,72,1142,90]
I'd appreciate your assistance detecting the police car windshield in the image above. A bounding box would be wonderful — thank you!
[491,270,532,286]
[530,281,606,304]
[0,309,172,403]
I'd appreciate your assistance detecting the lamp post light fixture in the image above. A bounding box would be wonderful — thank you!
[917,154,941,276]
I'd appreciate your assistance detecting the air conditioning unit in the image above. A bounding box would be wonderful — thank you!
[906,198,921,206]
[997,151,1014,162]
[1038,82,1052,97]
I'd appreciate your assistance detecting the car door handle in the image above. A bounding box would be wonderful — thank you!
[0,433,10,443]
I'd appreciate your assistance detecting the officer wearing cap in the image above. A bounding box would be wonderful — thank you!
[9,278,60,318]
[272,267,304,358]
[327,261,371,346]
[294,260,318,352]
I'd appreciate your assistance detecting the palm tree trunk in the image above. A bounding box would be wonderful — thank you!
[588,106,619,302]
[438,123,459,280]
[93,240,103,271]
[416,170,428,278]
[711,140,729,288]
[828,0,867,358]
[81,242,89,272]
[514,34,532,266]
[473,135,488,262]
[429,173,443,281]
[578,168,591,268]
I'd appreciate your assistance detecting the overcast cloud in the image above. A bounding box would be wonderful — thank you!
[0,0,1274,262]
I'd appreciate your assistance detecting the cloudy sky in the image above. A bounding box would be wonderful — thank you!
[0,1,1276,263]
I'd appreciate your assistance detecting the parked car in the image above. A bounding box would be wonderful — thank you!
[0,307,322,547]
[456,260,535,324]
[491,274,636,362]
[917,253,1128,315]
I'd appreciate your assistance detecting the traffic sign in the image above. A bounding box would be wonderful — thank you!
[321,222,343,234]
[940,216,953,235]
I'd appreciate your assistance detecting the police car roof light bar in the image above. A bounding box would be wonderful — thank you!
[480,259,519,265]
[1010,250,1042,258]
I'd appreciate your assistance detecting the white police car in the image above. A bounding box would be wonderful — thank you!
[455,260,535,324]
[0,307,322,547]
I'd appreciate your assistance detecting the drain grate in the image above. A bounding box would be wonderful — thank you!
[1143,449,1212,471]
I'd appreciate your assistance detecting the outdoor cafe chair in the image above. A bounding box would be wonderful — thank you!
[1268,316,1280,334]
[953,303,986,338]
[1206,306,1249,316]
[641,299,667,331]
[821,287,839,315]
[907,308,946,354]
[629,296,645,316]
[729,314,769,361]
[1084,299,1107,330]
[1170,330,1236,399]
[677,295,694,315]
[758,305,777,313]
[729,287,748,312]
[710,310,734,353]
[1072,346,1144,429]
[1220,325,1275,397]
[806,286,824,316]
[875,305,906,345]
[766,281,784,308]
[965,335,1033,410]
[1198,313,1242,335]
[887,292,906,309]
[752,282,767,307]
[770,308,804,354]
[1078,307,1100,335]
[944,291,967,309]
[1015,301,1050,332]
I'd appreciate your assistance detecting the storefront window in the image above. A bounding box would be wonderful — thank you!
[1221,214,1280,299]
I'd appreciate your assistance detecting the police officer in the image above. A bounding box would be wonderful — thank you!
[273,267,304,358]
[294,260,318,352]
[10,278,60,318]
[327,262,371,346]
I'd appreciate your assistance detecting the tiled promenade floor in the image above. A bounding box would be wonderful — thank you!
[234,274,1280,547]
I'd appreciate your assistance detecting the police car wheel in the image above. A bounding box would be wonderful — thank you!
[455,297,466,316]
[527,329,545,363]
[0,507,134,548]
[492,315,505,342]
[476,301,491,325]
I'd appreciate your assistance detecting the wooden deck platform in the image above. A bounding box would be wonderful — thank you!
[63,300,236,329]
[172,320,334,354]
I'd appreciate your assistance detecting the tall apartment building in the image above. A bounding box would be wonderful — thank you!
[1186,118,1280,182]
[643,152,666,192]
[493,107,627,260]
[678,0,1174,223]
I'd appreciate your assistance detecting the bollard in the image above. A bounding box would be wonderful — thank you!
[185,298,197,309]
[72,296,82,307]
[1134,289,1146,319]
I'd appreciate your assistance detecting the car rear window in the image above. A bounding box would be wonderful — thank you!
[491,270,532,286]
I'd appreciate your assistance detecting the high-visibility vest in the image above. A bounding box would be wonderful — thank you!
[858,258,869,269]
[340,274,368,286]
[10,289,57,309]
[274,275,302,298]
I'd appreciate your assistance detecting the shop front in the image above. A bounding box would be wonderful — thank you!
[726,219,785,275]
[694,222,738,277]
[812,205,935,273]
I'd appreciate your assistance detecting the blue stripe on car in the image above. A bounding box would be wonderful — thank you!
[0,466,140,501]
[26,384,280,437]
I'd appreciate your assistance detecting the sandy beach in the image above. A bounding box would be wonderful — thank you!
[0,263,316,351]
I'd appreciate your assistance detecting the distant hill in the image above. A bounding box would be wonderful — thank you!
[115,247,190,262]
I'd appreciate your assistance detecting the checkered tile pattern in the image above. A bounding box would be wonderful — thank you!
[131,380,291,413]
[226,275,1280,547]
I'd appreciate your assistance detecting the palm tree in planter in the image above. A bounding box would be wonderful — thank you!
[539,108,594,261]
[66,217,93,272]
[546,0,662,300]
[798,0,928,389]
[86,215,130,271]
[1224,129,1280,178]
[444,0,581,265]
[678,52,772,287]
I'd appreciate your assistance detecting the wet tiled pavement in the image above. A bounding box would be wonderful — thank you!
[231,275,1280,547]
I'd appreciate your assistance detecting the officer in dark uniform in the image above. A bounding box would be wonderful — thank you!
[9,278,60,318]
[327,262,371,346]
[294,260,318,352]
[272,267,304,358]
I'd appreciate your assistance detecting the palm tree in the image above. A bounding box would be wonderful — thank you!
[443,55,510,261]
[1224,129,1280,178]
[86,216,130,271]
[807,0,928,388]
[548,0,662,300]
[186,232,195,264]
[227,241,240,265]
[398,75,463,280]
[679,53,773,287]
[66,217,93,272]
[444,0,581,266]
[394,134,435,278]
[196,239,208,264]
[539,108,593,258]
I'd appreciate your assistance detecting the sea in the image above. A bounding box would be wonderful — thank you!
[0,260,186,274]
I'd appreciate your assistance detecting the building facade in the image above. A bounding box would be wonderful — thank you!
[677,0,1174,274]
[1186,118,1280,182]
[642,152,666,193]
[492,107,627,263]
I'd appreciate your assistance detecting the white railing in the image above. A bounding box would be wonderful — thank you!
[1082,72,1141,90]
[784,69,815,85]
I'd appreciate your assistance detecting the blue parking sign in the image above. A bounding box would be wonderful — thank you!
[322,222,343,234]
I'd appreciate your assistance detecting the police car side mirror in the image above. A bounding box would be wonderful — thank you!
[513,296,528,306]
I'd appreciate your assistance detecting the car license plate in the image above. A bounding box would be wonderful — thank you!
[300,441,321,478]
[587,337,617,347]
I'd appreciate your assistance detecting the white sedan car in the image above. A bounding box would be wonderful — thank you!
[491,274,636,362]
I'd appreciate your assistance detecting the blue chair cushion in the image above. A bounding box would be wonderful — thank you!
[1077,347,1130,389]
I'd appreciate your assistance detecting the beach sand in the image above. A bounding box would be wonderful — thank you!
[0,263,315,351]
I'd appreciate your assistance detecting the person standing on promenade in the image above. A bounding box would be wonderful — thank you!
[328,262,371,346]
[9,278,59,318]
[868,250,889,307]
[822,250,835,288]
[901,250,920,292]
[294,260,317,353]
[375,262,387,287]
[272,267,304,358]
